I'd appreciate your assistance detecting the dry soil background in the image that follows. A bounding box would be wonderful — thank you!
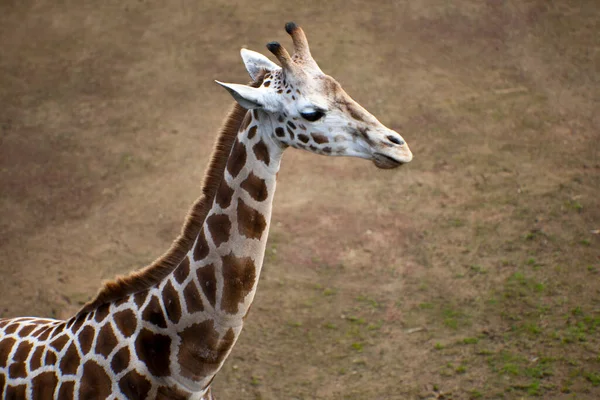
[1,1,599,399]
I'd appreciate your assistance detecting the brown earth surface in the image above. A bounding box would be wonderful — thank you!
[1,1,599,398]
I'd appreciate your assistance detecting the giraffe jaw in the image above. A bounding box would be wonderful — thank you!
[372,151,413,169]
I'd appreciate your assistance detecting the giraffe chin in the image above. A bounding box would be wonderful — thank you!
[372,153,404,169]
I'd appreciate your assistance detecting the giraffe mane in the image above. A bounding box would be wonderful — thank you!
[78,73,266,314]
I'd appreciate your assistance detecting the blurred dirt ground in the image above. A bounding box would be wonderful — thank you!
[1,0,599,398]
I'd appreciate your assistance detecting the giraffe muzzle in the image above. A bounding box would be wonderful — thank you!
[372,146,413,169]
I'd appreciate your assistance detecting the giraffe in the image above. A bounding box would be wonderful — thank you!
[0,23,412,399]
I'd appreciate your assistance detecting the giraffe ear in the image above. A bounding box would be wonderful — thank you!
[240,48,280,81]
[215,81,270,110]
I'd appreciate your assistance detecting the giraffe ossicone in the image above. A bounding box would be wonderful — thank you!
[0,23,412,399]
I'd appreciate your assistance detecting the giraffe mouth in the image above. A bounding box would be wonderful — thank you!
[372,153,404,169]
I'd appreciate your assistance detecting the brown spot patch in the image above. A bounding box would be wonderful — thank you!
[193,229,209,261]
[197,264,217,307]
[13,341,32,363]
[311,133,329,144]
[79,360,112,399]
[252,140,270,166]
[3,323,18,334]
[111,346,130,374]
[17,324,35,337]
[275,127,285,137]
[49,334,69,352]
[5,385,26,399]
[226,139,247,178]
[141,295,167,329]
[183,282,204,313]
[94,303,110,323]
[57,381,75,400]
[323,146,332,154]
[79,325,95,354]
[95,324,118,358]
[221,253,257,314]
[60,342,80,375]
[347,104,366,122]
[30,345,44,370]
[157,386,190,400]
[287,120,296,129]
[206,213,231,248]
[119,369,151,399]
[8,362,26,379]
[133,291,147,308]
[32,371,58,400]
[162,281,182,324]
[69,314,86,334]
[0,337,16,367]
[114,309,137,338]
[216,181,234,210]
[286,126,295,140]
[241,172,268,202]
[37,326,52,341]
[177,320,235,381]
[174,256,190,285]
[135,328,171,377]
[263,80,271,87]
[237,198,267,240]
[298,133,310,143]
[239,112,251,132]
[44,351,57,366]
[247,125,257,140]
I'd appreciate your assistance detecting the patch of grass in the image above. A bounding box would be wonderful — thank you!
[565,200,583,212]
[351,342,364,352]
[462,337,479,345]
[449,218,465,227]
[501,363,520,376]
[469,264,487,274]
[585,372,600,386]
[346,315,366,325]
[524,323,542,335]
[367,321,383,331]
[525,358,554,379]
[322,287,336,296]
[442,307,468,330]
[434,342,444,350]
[526,380,541,396]
[355,295,380,309]
[250,376,261,386]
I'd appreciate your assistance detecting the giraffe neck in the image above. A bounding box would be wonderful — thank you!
[153,108,284,392]
[0,107,286,399]
[188,108,283,325]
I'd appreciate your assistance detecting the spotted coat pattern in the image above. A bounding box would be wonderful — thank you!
[0,110,283,399]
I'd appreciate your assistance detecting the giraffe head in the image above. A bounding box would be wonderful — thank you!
[217,22,412,169]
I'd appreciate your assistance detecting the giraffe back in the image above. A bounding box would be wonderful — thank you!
[0,301,214,399]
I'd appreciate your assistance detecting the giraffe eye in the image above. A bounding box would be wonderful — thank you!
[300,110,325,122]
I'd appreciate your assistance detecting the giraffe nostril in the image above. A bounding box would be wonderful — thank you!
[386,135,404,146]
